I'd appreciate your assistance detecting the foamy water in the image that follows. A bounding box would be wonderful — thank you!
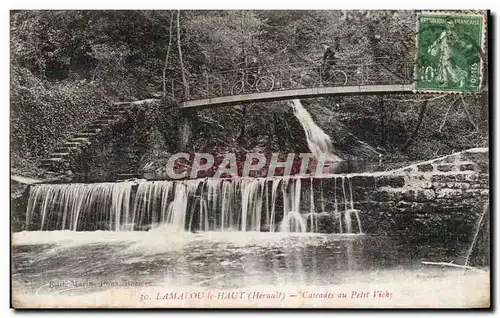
[290,99,343,162]
[12,229,489,309]
[13,228,361,253]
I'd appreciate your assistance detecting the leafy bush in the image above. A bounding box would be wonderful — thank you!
[11,65,109,163]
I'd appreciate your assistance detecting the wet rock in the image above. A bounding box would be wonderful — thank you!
[349,175,376,188]
[445,182,470,190]
[477,174,489,184]
[400,188,435,202]
[463,189,489,198]
[376,190,402,202]
[461,151,488,164]
[443,154,460,163]
[402,189,417,201]
[431,175,457,183]
[417,163,434,172]
[375,201,396,209]
[436,189,463,199]
[307,212,335,233]
[260,224,271,232]
[415,189,436,202]
[403,167,416,173]
[396,201,413,208]
[459,163,477,171]
[432,182,448,190]
[464,174,479,182]
[412,174,428,181]
[376,176,405,188]
[477,162,489,173]
[470,184,486,189]
[420,181,433,189]
[352,189,375,202]
[436,164,453,172]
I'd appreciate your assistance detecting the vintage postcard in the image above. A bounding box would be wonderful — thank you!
[10,9,490,309]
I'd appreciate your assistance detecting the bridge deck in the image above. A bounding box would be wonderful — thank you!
[180,84,414,109]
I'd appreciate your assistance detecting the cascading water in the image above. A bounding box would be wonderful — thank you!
[281,99,361,232]
[278,178,306,232]
[24,176,362,234]
[289,99,343,163]
[23,99,364,234]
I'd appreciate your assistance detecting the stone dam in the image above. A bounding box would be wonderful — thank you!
[12,148,489,244]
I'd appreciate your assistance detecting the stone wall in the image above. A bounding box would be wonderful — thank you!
[349,148,489,243]
[13,148,489,245]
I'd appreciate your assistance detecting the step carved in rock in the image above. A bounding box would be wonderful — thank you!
[39,102,143,172]
[87,123,108,129]
[62,142,82,148]
[73,133,97,139]
[99,115,121,120]
[82,128,102,134]
[94,120,114,125]
[50,152,71,158]
[54,147,79,153]
[68,138,91,144]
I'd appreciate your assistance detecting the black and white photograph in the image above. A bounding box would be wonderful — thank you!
[10,9,490,308]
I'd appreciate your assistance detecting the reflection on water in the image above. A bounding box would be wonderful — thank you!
[12,230,484,296]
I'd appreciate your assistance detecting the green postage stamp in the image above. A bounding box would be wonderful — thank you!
[415,13,485,93]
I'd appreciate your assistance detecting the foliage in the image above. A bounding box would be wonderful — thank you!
[10,10,489,177]
[11,65,108,162]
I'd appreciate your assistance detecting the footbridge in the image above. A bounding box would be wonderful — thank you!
[39,58,416,172]
[166,58,415,109]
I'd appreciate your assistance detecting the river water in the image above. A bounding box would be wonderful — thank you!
[11,99,489,308]
[12,229,489,308]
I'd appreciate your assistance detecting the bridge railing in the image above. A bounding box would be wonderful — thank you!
[166,58,414,101]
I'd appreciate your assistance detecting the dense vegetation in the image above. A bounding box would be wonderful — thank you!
[10,10,489,178]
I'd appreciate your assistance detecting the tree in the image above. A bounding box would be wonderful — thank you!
[162,11,175,96]
[176,10,189,98]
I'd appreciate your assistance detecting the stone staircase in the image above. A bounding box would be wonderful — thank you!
[40,102,139,172]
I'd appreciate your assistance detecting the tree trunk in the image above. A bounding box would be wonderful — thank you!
[402,101,428,152]
[162,11,175,97]
[463,203,489,274]
[176,10,189,99]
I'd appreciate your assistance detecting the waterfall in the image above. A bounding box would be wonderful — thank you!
[23,176,362,234]
[289,99,343,163]
[348,178,363,234]
[26,182,135,231]
[338,176,363,234]
[22,100,365,234]
[278,178,307,233]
